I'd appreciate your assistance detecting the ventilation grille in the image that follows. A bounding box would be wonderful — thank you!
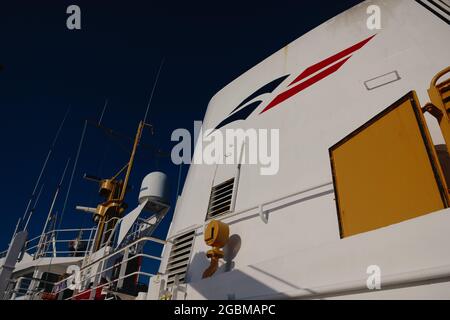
[206,178,235,219]
[166,231,195,287]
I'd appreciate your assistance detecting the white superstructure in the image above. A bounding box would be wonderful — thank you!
[155,0,450,300]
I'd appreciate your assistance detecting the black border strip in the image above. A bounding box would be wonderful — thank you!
[416,0,450,25]
[432,0,450,15]
[329,91,448,239]
[438,0,450,10]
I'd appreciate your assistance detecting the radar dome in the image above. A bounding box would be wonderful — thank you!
[139,172,170,205]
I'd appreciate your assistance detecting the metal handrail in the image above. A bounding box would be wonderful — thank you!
[37,250,94,256]
[51,249,160,299]
[1,208,153,258]
[79,236,167,273]
[1,227,97,258]
[86,253,162,280]
[53,253,161,297]
[99,217,122,248]
[6,276,61,300]
[170,180,334,239]
[27,235,96,258]
[11,276,58,287]
[66,271,155,300]
[8,252,157,300]
[4,214,167,300]
[27,228,96,244]
[50,236,167,291]
[101,212,160,250]
[431,65,450,88]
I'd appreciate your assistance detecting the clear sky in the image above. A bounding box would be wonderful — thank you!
[0,0,363,254]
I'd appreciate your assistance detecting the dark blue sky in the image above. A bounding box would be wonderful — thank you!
[0,0,363,251]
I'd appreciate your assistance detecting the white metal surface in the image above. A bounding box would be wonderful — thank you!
[156,0,450,300]
[117,200,148,245]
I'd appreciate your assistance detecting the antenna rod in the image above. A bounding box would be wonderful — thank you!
[22,107,70,225]
[143,57,165,123]
[23,183,45,231]
[98,99,108,126]
[35,158,71,259]
[58,120,87,230]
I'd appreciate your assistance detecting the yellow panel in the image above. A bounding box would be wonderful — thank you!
[330,91,448,238]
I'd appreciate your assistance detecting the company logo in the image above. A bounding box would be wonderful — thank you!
[212,35,376,132]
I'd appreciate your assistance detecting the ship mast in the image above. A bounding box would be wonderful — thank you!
[79,58,164,252]
[78,120,153,252]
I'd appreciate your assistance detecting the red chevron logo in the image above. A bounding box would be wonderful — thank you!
[260,34,376,114]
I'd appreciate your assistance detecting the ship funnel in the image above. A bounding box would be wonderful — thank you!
[139,171,170,206]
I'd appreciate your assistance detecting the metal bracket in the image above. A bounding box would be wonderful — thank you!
[422,102,443,121]
[259,205,269,224]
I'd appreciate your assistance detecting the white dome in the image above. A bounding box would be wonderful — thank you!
[139,172,170,205]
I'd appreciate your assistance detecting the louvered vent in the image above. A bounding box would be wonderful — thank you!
[206,178,235,219]
[166,231,195,287]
